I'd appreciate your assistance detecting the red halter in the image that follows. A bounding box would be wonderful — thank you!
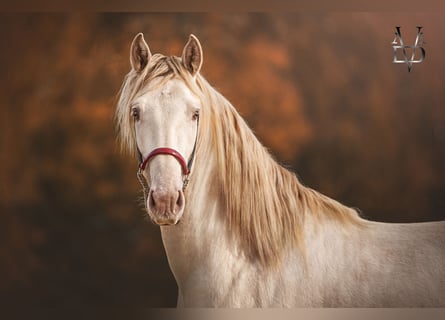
[136,118,198,196]
[139,147,190,175]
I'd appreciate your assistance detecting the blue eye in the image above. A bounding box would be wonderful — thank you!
[192,110,200,121]
[131,107,140,121]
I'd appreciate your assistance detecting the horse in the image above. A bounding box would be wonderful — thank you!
[115,33,445,307]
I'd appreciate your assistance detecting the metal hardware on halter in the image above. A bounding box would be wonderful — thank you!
[137,168,150,212]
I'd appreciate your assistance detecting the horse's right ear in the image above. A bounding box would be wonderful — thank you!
[130,33,151,72]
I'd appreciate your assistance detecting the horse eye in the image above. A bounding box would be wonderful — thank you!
[192,110,200,121]
[131,107,140,121]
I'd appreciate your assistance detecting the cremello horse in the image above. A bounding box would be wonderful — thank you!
[116,33,445,307]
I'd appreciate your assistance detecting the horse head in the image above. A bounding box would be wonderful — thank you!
[128,33,203,225]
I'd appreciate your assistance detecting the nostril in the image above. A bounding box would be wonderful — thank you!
[175,191,184,211]
[149,190,156,210]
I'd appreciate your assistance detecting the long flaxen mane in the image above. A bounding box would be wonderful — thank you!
[116,53,363,267]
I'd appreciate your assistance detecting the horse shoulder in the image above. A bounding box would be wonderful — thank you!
[298,219,445,306]
[350,220,445,306]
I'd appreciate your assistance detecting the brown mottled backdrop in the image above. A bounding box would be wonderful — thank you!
[1,13,444,307]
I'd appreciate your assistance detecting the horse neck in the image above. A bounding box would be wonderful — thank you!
[159,149,231,285]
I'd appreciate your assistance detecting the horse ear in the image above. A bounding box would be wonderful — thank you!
[130,33,151,72]
[182,34,203,76]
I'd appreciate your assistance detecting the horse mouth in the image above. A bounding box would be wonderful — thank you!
[152,216,181,226]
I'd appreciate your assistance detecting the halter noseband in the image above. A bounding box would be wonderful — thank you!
[139,147,191,175]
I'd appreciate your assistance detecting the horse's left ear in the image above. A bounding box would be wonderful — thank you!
[182,34,203,76]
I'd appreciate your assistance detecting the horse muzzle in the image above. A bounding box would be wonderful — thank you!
[147,188,185,225]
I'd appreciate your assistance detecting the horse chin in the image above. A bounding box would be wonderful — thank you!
[154,218,180,226]
[149,212,183,226]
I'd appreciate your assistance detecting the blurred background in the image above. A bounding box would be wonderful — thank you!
[1,13,444,307]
